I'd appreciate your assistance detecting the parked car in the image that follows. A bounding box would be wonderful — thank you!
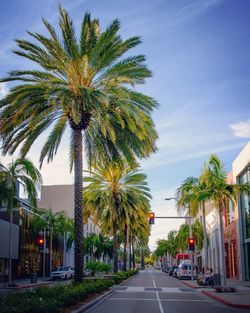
[169,266,178,276]
[177,261,197,280]
[51,266,74,280]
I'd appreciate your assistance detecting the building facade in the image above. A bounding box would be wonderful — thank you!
[232,142,250,281]
[37,184,101,267]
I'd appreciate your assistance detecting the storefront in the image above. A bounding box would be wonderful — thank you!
[239,166,250,280]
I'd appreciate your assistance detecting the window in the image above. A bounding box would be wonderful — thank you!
[225,200,234,226]
[239,167,250,240]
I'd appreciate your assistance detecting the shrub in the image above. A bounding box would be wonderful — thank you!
[0,270,138,313]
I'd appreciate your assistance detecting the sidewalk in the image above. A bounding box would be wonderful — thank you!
[181,279,250,309]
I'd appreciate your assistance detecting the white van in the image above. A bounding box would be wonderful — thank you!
[177,260,197,280]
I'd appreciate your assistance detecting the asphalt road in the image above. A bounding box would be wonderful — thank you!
[85,269,247,313]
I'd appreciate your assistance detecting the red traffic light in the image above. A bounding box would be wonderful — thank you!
[188,238,195,251]
[149,212,155,224]
[37,237,44,246]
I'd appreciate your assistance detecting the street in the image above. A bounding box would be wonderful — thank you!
[85,269,247,313]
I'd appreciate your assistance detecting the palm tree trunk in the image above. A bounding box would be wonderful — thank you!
[113,221,118,273]
[8,208,13,285]
[50,227,53,274]
[132,239,135,269]
[129,234,132,270]
[123,224,127,271]
[73,128,84,283]
[63,232,67,267]
[202,202,208,270]
[219,205,227,288]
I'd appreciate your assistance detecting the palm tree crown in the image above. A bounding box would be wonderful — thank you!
[83,161,151,272]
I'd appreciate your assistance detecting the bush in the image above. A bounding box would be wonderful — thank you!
[0,269,138,313]
[86,261,112,276]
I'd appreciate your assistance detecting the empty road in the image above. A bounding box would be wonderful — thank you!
[85,269,247,313]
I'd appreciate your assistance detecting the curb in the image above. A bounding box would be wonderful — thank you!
[72,272,139,313]
[181,281,200,289]
[202,290,250,310]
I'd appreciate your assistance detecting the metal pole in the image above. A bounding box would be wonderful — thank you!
[8,210,13,285]
[43,228,46,282]
[189,214,194,281]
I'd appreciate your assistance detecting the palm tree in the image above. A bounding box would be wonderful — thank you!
[176,175,210,269]
[57,214,74,267]
[206,155,250,288]
[83,161,151,272]
[0,8,157,282]
[0,158,42,284]
[31,208,63,273]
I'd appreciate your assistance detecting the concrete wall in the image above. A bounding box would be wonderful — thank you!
[0,219,19,259]
[38,185,74,217]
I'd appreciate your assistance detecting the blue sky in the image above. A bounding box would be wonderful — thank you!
[0,0,250,249]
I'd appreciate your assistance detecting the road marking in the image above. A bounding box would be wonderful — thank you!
[153,279,164,313]
[108,298,210,302]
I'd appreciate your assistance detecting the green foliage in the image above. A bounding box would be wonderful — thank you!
[86,261,112,276]
[0,8,158,168]
[0,271,138,313]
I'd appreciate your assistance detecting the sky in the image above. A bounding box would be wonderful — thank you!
[0,0,250,250]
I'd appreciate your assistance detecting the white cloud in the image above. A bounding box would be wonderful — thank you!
[0,83,8,100]
[230,120,250,138]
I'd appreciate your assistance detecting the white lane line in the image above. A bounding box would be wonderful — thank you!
[153,279,164,313]
[108,298,210,302]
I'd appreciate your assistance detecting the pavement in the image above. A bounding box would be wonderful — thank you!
[81,269,250,313]
[181,278,250,309]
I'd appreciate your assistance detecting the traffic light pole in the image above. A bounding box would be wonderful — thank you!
[151,214,194,280]
[43,228,46,282]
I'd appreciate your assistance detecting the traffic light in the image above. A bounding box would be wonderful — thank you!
[188,238,195,251]
[37,237,44,247]
[149,212,155,224]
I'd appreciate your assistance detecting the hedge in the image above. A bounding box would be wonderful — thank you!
[0,270,138,313]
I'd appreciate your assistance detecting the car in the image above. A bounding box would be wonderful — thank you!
[177,261,197,280]
[50,266,74,280]
[169,266,178,276]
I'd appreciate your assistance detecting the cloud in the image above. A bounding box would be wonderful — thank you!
[0,83,8,100]
[230,121,250,138]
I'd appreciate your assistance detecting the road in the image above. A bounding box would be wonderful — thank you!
[85,269,247,313]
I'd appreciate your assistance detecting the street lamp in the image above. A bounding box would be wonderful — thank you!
[165,197,194,281]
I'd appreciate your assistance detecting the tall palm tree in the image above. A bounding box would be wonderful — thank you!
[0,8,157,282]
[0,158,42,284]
[83,161,151,272]
[206,155,250,288]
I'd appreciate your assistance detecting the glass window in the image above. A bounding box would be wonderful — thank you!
[239,167,250,240]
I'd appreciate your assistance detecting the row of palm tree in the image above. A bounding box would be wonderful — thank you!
[83,161,151,272]
[175,154,250,288]
[154,221,203,262]
[0,6,158,283]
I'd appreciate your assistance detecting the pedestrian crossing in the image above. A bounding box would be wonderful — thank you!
[113,286,197,293]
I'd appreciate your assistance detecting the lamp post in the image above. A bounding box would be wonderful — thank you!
[165,197,194,281]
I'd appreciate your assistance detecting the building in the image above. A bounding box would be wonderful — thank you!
[232,141,250,281]
[0,185,50,280]
[196,202,221,275]
[223,172,239,279]
[37,184,101,267]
